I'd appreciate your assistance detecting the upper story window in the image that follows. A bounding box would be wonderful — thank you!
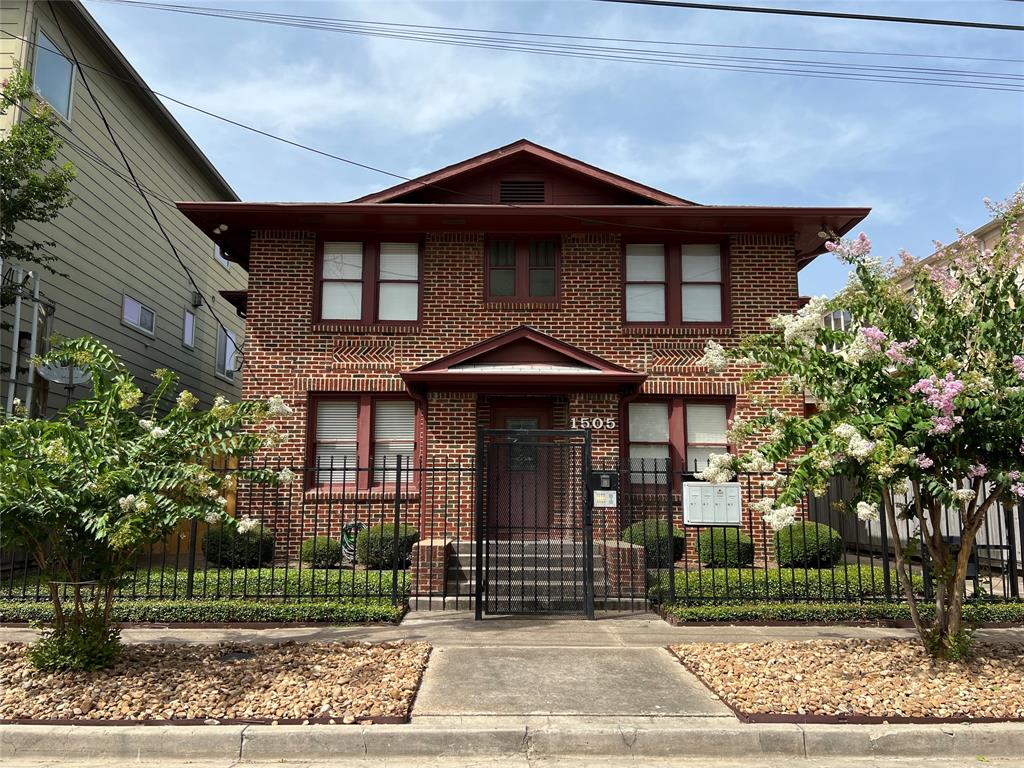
[216,326,237,380]
[182,309,196,349]
[624,243,727,326]
[122,295,155,335]
[499,179,546,203]
[485,238,559,302]
[317,240,420,324]
[33,30,74,120]
[311,395,417,488]
[214,244,230,269]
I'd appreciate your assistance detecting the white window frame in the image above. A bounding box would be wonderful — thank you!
[214,244,230,270]
[32,29,74,121]
[182,308,196,349]
[215,326,238,381]
[122,294,156,336]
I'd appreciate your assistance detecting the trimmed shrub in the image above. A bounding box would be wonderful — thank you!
[356,524,419,569]
[774,521,844,568]
[696,528,754,567]
[202,525,274,568]
[649,565,926,605]
[621,519,685,568]
[662,601,1024,625]
[300,535,343,568]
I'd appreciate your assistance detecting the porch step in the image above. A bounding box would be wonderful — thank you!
[408,595,651,612]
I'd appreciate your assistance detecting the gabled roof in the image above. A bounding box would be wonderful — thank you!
[401,326,647,393]
[350,139,696,206]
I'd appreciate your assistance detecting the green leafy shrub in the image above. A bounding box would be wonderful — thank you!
[26,621,121,671]
[202,525,275,568]
[662,601,1024,625]
[696,528,754,567]
[1,599,403,625]
[300,535,343,568]
[356,524,419,569]
[621,519,685,568]
[649,565,925,604]
[774,521,844,568]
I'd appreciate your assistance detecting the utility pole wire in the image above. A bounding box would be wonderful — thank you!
[45,3,244,364]
[596,0,1024,32]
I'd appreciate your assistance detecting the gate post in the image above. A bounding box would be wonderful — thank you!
[582,431,595,620]
[474,430,485,620]
[391,455,402,605]
[1007,501,1020,599]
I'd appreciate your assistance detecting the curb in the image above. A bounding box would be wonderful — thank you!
[4,719,1024,761]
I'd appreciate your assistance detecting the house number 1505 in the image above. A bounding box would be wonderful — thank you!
[571,417,616,429]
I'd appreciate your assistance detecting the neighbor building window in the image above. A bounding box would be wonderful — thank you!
[624,243,727,325]
[216,326,237,380]
[182,309,196,348]
[33,30,73,119]
[318,240,420,323]
[214,244,230,269]
[311,395,417,488]
[485,238,559,301]
[122,295,155,334]
[627,399,730,483]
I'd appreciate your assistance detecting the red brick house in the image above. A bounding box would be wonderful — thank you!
[179,140,869,612]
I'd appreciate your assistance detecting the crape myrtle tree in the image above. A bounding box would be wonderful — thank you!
[697,193,1024,659]
[0,337,297,670]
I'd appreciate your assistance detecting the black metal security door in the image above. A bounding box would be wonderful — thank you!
[475,429,594,618]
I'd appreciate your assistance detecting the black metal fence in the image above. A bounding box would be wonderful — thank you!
[1,457,1021,611]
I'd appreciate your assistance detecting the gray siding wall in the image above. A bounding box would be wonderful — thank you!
[1,0,246,412]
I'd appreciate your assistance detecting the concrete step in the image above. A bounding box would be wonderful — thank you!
[452,541,590,556]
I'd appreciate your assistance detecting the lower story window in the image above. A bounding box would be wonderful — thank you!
[627,399,730,482]
[216,326,237,380]
[311,395,417,488]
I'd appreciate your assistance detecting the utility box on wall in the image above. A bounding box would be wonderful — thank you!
[683,482,743,526]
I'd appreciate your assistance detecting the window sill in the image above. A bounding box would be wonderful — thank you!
[304,487,422,502]
[312,322,421,334]
[622,325,734,337]
[484,300,561,311]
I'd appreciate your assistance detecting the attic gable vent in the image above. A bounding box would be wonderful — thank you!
[499,179,545,204]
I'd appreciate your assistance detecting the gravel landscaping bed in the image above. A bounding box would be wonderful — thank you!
[0,640,429,724]
[671,638,1024,722]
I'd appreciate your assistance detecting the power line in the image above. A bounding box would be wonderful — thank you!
[91,0,1024,63]
[595,0,1024,32]
[45,4,244,364]
[85,1,1024,90]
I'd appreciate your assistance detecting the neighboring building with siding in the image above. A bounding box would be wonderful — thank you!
[0,0,244,414]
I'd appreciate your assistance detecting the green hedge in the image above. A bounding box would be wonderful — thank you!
[663,600,1024,625]
[774,521,844,568]
[0,599,403,624]
[299,536,344,568]
[650,565,926,604]
[7,567,410,601]
[621,519,685,568]
[356,524,419,569]
[695,529,754,567]
[202,526,275,568]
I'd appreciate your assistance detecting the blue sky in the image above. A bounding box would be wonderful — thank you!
[83,0,1024,296]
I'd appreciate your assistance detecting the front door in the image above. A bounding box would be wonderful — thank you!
[488,400,553,532]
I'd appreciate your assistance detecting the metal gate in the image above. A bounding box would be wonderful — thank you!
[475,429,594,618]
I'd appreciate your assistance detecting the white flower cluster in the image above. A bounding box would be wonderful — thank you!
[277,467,298,484]
[742,450,773,473]
[139,419,154,430]
[211,395,233,419]
[698,340,729,374]
[236,516,260,534]
[856,501,879,522]
[770,296,828,346]
[117,494,150,514]
[752,497,798,531]
[837,333,873,365]
[42,438,69,464]
[204,510,222,525]
[176,390,199,411]
[150,426,169,439]
[695,453,736,484]
[267,395,294,417]
[954,488,977,504]
[832,423,874,462]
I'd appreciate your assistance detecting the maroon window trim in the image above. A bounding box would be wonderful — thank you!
[622,396,734,488]
[314,235,423,326]
[484,236,560,303]
[306,393,419,490]
[621,240,731,328]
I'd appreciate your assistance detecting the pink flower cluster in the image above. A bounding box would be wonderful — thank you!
[885,340,918,366]
[1013,355,1024,381]
[909,373,965,435]
[859,326,887,352]
[967,464,988,479]
[915,455,934,469]
[825,232,872,265]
